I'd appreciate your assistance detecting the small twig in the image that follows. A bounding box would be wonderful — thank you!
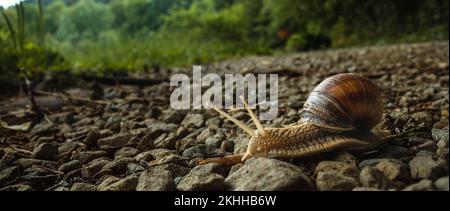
[5,142,33,155]
[33,165,64,176]
[382,127,429,141]
[44,115,54,126]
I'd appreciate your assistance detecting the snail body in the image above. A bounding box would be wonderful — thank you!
[201,73,384,165]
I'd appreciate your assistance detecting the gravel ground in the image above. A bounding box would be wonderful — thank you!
[0,41,448,191]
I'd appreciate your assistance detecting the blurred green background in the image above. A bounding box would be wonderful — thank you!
[0,0,449,75]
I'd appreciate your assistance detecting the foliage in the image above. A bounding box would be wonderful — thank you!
[0,0,448,73]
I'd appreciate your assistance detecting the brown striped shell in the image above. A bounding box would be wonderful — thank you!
[300,73,383,132]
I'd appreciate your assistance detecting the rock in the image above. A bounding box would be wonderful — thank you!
[98,133,133,148]
[182,145,212,158]
[152,164,191,178]
[432,128,449,142]
[177,172,225,191]
[30,123,58,136]
[83,129,101,147]
[81,158,110,179]
[162,109,187,124]
[97,176,138,191]
[359,159,402,169]
[58,160,82,174]
[434,177,449,191]
[126,163,145,175]
[403,179,435,191]
[232,134,249,154]
[331,151,358,164]
[0,167,20,185]
[225,158,313,191]
[411,112,434,127]
[359,166,394,190]
[206,117,222,129]
[181,113,204,128]
[0,183,34,191]
[114,147,139,159]
[102,158,135,174]
[58,141,82,154]
[154,133,177,149]
[136,133,155,151]
[32,143,58,161]
[76,150,108,164]
[375,159,410,181]
[14,158,57,169]
[70,183,97,191]
[189,163,227,177]
[229,164,243,175]
[134,149,176,162]
[54,187,70,191]
[316,172,359,191]
[379,145,411,158]
[136,168,175,191]
[416,150,435,157]
[315,161,359,178]
[104,116,121,132]
[352,187,381,191]
[197,127,216,144]
[205,133,225,148]
[147,154,184,166]
[409,156,442,179]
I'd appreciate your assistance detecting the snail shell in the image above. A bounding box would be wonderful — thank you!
[300,73,383,132]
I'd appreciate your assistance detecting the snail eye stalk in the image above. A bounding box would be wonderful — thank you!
[206,102,255,136]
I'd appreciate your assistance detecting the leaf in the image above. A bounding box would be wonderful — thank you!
[0,121,31,131]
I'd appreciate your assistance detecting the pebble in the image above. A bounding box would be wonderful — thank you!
[104,116,121,132]
[0,167,20,185]
[409,156,442,179]
[14,158,58,169]
[182,145,212,158]
[177,172,225,191]
[432,128,449,142]
[181,113,204,128]
[97,176,138,191]
[102,158,136,174]
[225,158,313,191]
[375,159,410,181]
[126,163,145,175]
[83,129,101,147]
[58,160,82,174]
[97,133,133,148]
[359,166,394,190]
[403,179,435,191]
[136,168,175,191]
[32,143,58,161]
[70,183,97,191]
[189,163,227,177]
[76,151,108,164]
[315,161,359,178]
[316,172,359,191]
[434,176,449,191]
[114,147,139,159]
[81,158,110,179]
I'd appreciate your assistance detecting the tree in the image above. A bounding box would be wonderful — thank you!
[55,0,114,43]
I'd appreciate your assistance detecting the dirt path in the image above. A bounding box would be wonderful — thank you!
[0,41,448,191]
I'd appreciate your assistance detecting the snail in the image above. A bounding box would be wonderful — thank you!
[199,73,387,166]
